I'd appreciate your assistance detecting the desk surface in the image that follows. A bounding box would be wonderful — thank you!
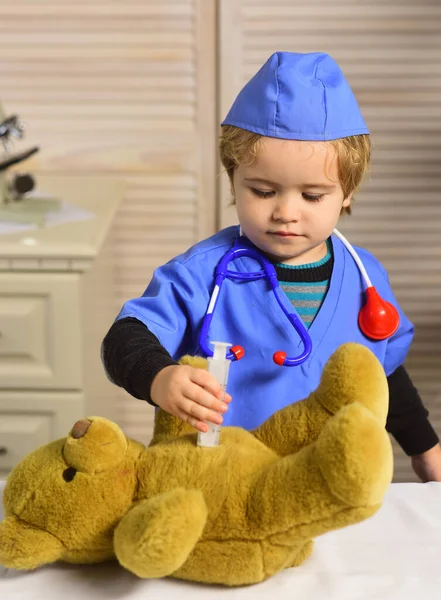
[0,175,123,260]
[1,480,441,599]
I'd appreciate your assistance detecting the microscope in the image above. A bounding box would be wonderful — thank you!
[0,105,60,226]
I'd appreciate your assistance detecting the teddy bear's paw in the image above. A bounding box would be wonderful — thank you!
[0,515,64,570]
[314,343,389,425]
[178,355,208,370]
[114,488,207,578]
[315,402,393,508]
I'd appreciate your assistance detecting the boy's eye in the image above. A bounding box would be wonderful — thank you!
[251,188,275,199]
[302,193,324,202]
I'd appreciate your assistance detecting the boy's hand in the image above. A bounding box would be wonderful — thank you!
[150,365,231,433]
[411,443,441,482]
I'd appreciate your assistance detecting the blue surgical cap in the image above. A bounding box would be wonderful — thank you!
[221,52,369,141]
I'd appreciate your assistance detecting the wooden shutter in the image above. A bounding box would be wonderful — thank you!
[219,0,441,481]
[0,0,217,441]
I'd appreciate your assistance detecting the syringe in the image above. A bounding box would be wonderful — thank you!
[197,341,231,448]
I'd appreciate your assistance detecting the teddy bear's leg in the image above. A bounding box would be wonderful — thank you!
[253,343,388,457]
[247,402,393,545]
[113,488,207,578]
[173,538,266,586]
[172,538,312,586]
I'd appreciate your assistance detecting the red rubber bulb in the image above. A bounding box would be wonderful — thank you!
[358,286,400,340]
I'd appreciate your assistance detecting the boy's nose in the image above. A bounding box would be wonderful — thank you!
[272,198,300,222]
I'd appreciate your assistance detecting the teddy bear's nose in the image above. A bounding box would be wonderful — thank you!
[71,419,92,439]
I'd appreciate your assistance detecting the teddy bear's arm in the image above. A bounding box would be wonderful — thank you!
[113,487,207,578]
[149,355,210,445]
[0,515,64,570]
[252,344,388,456]
[149,408,195,446]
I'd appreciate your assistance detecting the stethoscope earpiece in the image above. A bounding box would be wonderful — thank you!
[358,286,400,341]
[273,351,287,366]
[230,345,245,361]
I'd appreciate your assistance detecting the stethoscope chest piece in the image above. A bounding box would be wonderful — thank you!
[358,286,400,340]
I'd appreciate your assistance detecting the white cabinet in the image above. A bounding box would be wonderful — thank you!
[0,273,82,389]
[0,175,122,476]
[0,412,52,472]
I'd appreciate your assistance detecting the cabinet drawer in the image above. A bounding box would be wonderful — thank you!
[0,272,82,389]
[0,414,52,471]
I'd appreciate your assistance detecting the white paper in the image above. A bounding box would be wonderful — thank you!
[0,200,95,235]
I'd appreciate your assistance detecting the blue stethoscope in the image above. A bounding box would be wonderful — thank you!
[199,229,400,366]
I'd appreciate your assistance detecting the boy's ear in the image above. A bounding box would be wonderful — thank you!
[342,193,353,209]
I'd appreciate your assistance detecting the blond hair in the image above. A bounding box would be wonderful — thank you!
[219,125,371,216]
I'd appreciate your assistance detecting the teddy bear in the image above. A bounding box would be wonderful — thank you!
[0,343,393,587]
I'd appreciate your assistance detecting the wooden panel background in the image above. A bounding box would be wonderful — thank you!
[1,0,439,480]
[218,0,441,481]
[0,0,217,443]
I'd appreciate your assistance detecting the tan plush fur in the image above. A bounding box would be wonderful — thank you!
[0,343,393,586]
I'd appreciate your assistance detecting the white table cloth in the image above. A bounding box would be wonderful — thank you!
[1,480,440,599]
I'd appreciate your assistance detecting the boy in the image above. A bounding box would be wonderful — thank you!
[102,52,440,481]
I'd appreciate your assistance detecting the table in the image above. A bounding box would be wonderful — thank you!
[1,480,440,599]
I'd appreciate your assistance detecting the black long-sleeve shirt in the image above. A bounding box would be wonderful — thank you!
[102,316,439,457]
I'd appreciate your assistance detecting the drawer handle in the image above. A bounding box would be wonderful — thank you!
[0,447,8,455]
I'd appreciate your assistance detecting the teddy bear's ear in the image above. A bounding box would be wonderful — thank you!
[0,515,64,570]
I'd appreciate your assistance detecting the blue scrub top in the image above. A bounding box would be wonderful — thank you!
[117,226,414,430]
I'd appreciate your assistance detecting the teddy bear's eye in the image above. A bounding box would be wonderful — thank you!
[62,467,77,482]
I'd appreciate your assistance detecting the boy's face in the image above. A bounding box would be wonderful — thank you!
[232,137,351,265]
